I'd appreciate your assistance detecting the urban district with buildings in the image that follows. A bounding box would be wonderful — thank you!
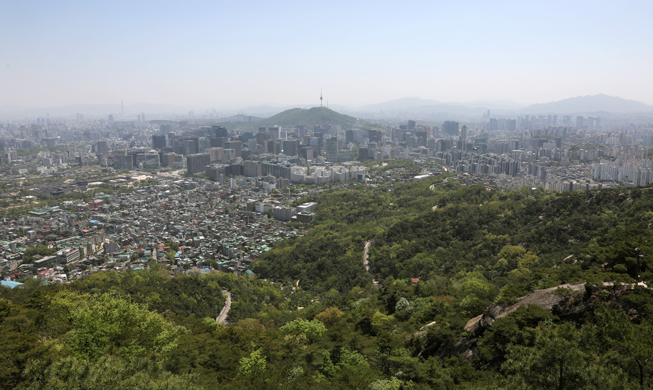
[2,108,653,287]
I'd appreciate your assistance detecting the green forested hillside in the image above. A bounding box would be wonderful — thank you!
[3,177,653,389]
[258,107,358,128]
[255,177,652,295]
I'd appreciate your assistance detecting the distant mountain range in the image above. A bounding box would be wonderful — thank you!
[355,97,525,112]
[1,94,651,120]
[520,94,653,114]
[352,95,653,116]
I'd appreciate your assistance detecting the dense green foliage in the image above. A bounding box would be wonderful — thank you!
[4,178,653,388]
[22,245,56,263]
[67,271,227,319]
[258,107,358,128]
[256,178,653,294]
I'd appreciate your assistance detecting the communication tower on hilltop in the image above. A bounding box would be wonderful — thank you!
[320,90,323,107]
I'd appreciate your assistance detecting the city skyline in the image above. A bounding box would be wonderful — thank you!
[1,93,651,121]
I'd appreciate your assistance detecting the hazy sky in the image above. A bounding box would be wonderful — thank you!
[2,0,652,108]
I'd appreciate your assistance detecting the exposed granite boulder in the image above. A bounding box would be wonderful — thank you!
[463,283,586,337]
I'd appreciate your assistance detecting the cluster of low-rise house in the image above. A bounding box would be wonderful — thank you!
[1,176,312,285]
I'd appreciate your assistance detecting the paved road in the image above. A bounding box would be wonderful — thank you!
[216,290,232,325]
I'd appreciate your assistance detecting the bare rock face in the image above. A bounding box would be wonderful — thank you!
[452,283,588,359]
[463,314,482,334]
[418,282,649,360]
[463,283,586,337]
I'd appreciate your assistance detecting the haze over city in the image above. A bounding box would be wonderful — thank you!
[2,0,653,109]
[5,2,653,389]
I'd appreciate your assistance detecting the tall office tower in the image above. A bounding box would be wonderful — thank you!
[358,147,370,161]
[442,121,460,136]
[268,126,280,139]
[208,147,223,162]
[185,137,199,155]
[487,110,491,118]
[186,153,210,175]
[256,132,270,145]
[224,141,242,158]
[160,153,175,167]
[210,137,226,148]
[587,117,594,131]
[198,137,211,153]
[152,135,167,149]
[553,115,558,125]
[460,125,468,143]
[368,129,383,143]
[108,114,114,122]
[345,129,354,144]
[213,126,228,138]
[407,120,416,131]
[300,146,313,160]
[282,140,297,156]
[96,141,108,155]
[326,137,339,162]
[576,116,584,129]
[141,112,145,122]
[113,150,133,170]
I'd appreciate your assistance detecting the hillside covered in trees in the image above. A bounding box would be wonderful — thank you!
[258,107,358,128]
[3,176,653,389]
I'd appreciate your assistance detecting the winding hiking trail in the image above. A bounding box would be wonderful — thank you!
[363,240,380,288]
[216,290,232,325]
